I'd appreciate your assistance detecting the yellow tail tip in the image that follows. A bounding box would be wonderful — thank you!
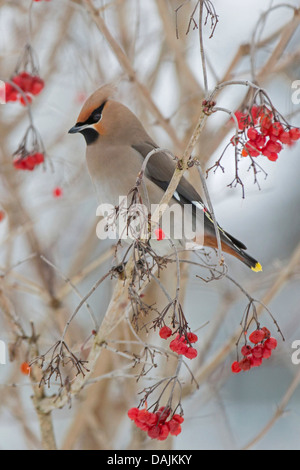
[251,262,263,273]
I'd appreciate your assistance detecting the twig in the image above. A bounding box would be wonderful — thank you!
[199,0,208,94]
[196,162,224,266]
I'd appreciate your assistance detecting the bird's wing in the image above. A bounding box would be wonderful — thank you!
[132,141,205,206]
[132,141,247,251]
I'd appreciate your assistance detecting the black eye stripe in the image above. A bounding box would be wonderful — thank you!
[78,101,107,126]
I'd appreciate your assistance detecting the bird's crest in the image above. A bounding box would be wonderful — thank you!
[77,84,117,124]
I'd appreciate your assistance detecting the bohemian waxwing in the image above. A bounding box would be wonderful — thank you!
[69,84,262,272]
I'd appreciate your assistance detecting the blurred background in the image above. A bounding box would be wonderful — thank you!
[0,0,300,450]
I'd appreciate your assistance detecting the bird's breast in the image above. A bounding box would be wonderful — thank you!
[86,144,145,207]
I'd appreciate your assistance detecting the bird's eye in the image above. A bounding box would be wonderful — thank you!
[93,113,102,122]
[86,102,107,125]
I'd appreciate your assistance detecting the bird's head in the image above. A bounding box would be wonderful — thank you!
[68,84,143,145]
[68,84,116,145]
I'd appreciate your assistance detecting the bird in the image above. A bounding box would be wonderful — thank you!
[68,84,262,272]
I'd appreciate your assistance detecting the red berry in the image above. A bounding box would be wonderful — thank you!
[234,111,250,131]
[289,128,300,141]
[12,74,22,88]
[31,76,44,95]
[239,357,252,371]
[241,345,252,357]
[260,116,272,134]
[128,407,139,420]
[252,345,264,359]
[169,338,179,352]
[53,187,63,198]
[146,413,159,427]
[19,71,33,93]
[25,159,33,170]
[0,210,5,222]
[250,106,260,123]
[231,361,242,374]
[255,134,266,149]
[170,335,188,355]
[249,329,266,344]
[20,362,31,375]
[247,127,259,141]
[134,419,150,431]
[154,228,165,241]
[158,424,169,441]
[34,152,45,164]
[147,425,160,439]
[279,131,292,146]
[159,326,172,339]
[184,347,198,359]
[172,414,184,424]
[5,83,18,102]
[264,337,278,350]
[270,122,283,137]
[13,159,25,170]
[250,356,263,368]
[261,149,279,162]
[137,409,152,424]
[267,153,279,162]
[168,419,182,436]
[134,410,151,431]
[265,140,282,154]
[176,341,189,355]
[261,327,271,339]
[243,141,260,157]
[262,346,272,359]
[187,332,198,343]
[4,82,13,96]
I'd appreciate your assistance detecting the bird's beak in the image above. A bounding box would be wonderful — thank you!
[68,123,91,134]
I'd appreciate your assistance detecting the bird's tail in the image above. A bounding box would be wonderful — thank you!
[232,247,262,272]
[218,232,262,272]
[202,228,262,272]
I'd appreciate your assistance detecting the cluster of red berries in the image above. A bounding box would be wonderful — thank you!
[128,406,184,441]
[233,106,300,162]
[232,327,278,373]
[13,152,44,171]
[159,326,198,360]
[5,72,44,106]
